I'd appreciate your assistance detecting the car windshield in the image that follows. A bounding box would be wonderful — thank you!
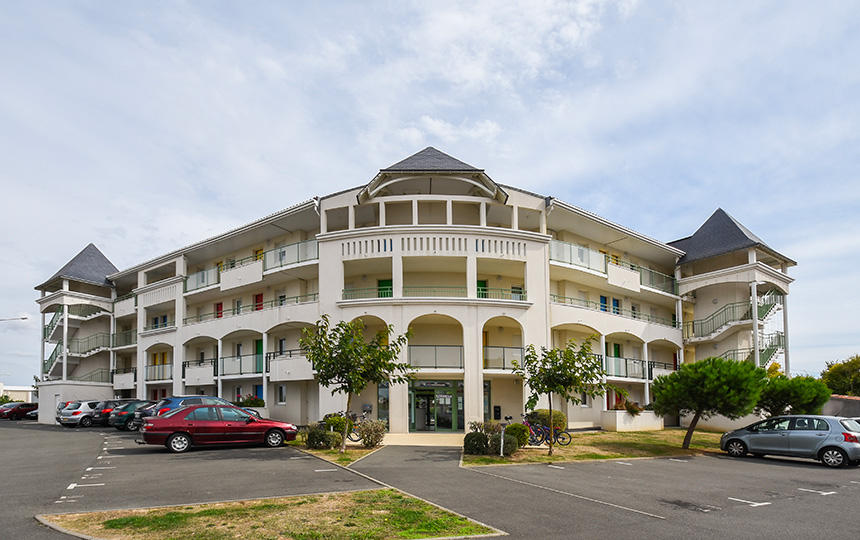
[161,406,189,418]
[840,419,860,432]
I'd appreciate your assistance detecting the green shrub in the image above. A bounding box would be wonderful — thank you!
[325,431,343,450]
[488,433,518,456]
[232,394,265,407]
[504,423,529,447]
[624,401,643,417]
[463,432,489,455]
[323,414,352,434]
[306,426,330,449]
[525,409,567,430]
[468,420,502,434]
[355,420,387,448]
[297,426,309,445]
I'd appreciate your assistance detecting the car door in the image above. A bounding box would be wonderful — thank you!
[788,417,831,457]
[218,406,263,443]
[747,417,791,454]
[183,407,226,445]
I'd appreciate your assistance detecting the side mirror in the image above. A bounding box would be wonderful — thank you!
[245,416,255,423]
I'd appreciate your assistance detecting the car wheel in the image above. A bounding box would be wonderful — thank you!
[820,447,848,468]
[265,429,285,448]
[79,416,93,428]
[126,419,139,431]
[725,439,747,457]
[166,433,191,453]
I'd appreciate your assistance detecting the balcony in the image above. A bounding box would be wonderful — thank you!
[112,330,137,348]
[143,319,176,332]
[604,357,677,380]
[145,363,173,381]
[550,294,678,328]
[183,293,318,325]
[343,287,392,300]
[408,345,464,369]
[112,367,136,390]
[69,368,111,383]
[220,354,265,376]
[183,359,217,386]
[482,346,522,369]
[477,287,526,301]
[114,293,137,318]
[184,267,219,293]
[68,333,111,356]
[403,286,467,298]
[267,350,315,381]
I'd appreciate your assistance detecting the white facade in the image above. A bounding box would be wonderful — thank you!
[35,148,794,431]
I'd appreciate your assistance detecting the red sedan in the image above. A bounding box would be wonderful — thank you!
[1,402,37,420]
[138,405,297,453]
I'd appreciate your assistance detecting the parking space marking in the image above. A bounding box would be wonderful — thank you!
[797,488,836,496]
[850,481,860,484]
[668,459,688,463]
[290,456,313,459]
[67,483,105,489]
[727,497,771,507]
[86,466,116,471]
[547,464,565,469]
[469,468,666,520]
[616,462,633,466]
[314,468,338,472]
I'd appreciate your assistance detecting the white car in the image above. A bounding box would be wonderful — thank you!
[59,400,103,428]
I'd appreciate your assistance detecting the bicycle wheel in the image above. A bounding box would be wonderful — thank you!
[555,431,572,446]
[528,428,544,446]
[347,430,361,443]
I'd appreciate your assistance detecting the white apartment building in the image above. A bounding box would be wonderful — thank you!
[34,147,794,431]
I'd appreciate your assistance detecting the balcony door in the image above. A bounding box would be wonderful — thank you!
[377,279,393,298]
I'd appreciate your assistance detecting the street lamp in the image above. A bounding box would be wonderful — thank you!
[0,316,28,322]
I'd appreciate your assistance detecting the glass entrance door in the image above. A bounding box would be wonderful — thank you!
[413,391,436,431]
[436,391,453,430]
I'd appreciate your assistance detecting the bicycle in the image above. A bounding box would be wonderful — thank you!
[537,424,572,447]
[345,411,368,443]
[520,414,546,446]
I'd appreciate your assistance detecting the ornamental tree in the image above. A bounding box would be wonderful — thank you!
[820,355,860,396]
[300,315,412,453]
[756,375,831,416]
[651,357,767,449]
[513,337,621,456]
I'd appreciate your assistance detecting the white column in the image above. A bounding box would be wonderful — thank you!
[642,343,650,404]
[599,334,607,411]
[462,319,483,427]
[751,281,760,366]
[320,207,328,234]
[388,319,409,433]
[782,293,790,377]
[40,310,45,378]
[511,206,519,230]
[674,267,685,365]
[61,304,69,381]
[261,332,269,406]
[109,304,116,390]
[216,338,223,398]
[466,253,477,298]
[480,202,487,227]
[446,199,453,225]
[392,254,403,298]
[539,210,547,235]
[348,205,355,229]
[172,344,184,396]
[379,201,386,226]
[412,199,419,225]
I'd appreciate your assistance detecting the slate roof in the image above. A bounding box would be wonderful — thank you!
[669,209,795,265]
[381,147,482,172]
[36,243,118,290]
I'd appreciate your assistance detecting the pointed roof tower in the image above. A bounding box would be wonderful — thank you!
[35,243,118,291]
[381,146,481,172]
[669,209,795,266]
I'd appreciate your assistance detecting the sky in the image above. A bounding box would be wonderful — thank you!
[1,1,858,386]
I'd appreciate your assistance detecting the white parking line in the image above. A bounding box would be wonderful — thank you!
[548,464,565,469]
[727,497,771,507]
[668,458,688,463]
[797,488,836,496]
[469,468,665,520]
[86,466,116,471]
[314,469,338,473]
[616,462,633,466]
[97,455,122,459]
[289,456,313,460]
[850,481,860,484]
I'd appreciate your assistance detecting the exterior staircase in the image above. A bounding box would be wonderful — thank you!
[683,291,784,342]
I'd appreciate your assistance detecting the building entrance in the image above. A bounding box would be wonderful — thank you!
[409,380,464,432]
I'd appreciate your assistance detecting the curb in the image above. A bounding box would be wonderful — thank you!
[35,514,101,540]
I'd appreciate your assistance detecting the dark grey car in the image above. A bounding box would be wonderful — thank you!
[720,415,860,468]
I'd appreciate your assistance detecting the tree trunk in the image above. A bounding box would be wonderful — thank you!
[547,393,554,456]
[683,410,701,449]
[341,393,351,454]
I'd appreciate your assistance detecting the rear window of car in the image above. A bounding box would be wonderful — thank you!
[153,399,170,410]
[66,403,81,410]
[181,398,203,406]
[161,407,189,418]
[202,397,227,405]
[840,419,860,432]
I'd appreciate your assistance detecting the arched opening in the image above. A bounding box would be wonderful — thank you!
[220,330,265,401]
[550,323,601,351]
[351,315,389,343]
[182,336,218,395]
[481,316,524,370]
[143,342,174,399]
[407,314,463,369]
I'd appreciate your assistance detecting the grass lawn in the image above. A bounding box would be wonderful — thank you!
[45,489,496,540]
[286,440,377,466]
[462,427,723,465]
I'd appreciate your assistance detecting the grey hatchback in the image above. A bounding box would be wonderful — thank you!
[721,415,860,468]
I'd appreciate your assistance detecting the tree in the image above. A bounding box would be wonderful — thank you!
[756,375,831,416]
[512,337,621,456]
[300,315,411,453]
[820,355,860,396]
[766,362,784,378]
[0,395,11,405]
[651,357,767,449]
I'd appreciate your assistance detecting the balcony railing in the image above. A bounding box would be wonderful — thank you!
[44,340,62,373]
[70,368,112,383]
[43,309,61,340]
[68,304,109,318]
[220,354,265,376]
[182,359,217,377]
[114,292,137,305]
[263,239,319,271]
[478,287,527,301]
[183,293,319,325]
[342,287,392,300]
[483,346,523,369]
[549,239,677,294]
[68,333,111,356]
[143,319,176,332]
[605,356,647,379]
[682,301,751,340]
[112,366,137,380]
[184,267,220,293]
[145,363,173,381]
[550,294,678,328]
[112,329,137,347]
[265,349,312,371]
[408,345,464,369]
[549,239,607,273]
[403,286,467,298]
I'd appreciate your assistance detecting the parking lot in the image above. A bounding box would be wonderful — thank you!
[5,420,860,539]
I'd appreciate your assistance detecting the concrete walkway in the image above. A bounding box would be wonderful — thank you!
[382,432,465,446]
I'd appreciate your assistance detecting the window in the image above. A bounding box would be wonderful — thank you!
[235,343,243,357]
[277,385,286,404]
[631,304,640,319]
[233,299,243,315]
[254,248,264,261]
[186,407,219,421]
[199,351,205,361]
[278,294,287,306]
[234,386,242,400]
[202,397,228,405]
[278,338,286,354]
[599,295,608,312]
[220,407,250,421]
[791,418,829,431]
[511,285,524,301]
[477,280,488,299]
[180,398,203,406]
[611,298,621,315]
[227,258,236,269]
[152,316,159,328]
[757,418,790,432]
[161,315,168,327]
[214,302,223,319]
[378,382,389,427]
[580,392,589,407]
[254,293,264,311]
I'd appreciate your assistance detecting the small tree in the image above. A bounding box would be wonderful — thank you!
[300,315,411,453]
[651,357,767,449]
[513,338,621,456]
[820,355,860,396]
[756,375,831,416]
[766,362,784,378]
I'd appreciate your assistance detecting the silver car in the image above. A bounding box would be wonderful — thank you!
[721,415,860,468]
[59,400,103,428]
